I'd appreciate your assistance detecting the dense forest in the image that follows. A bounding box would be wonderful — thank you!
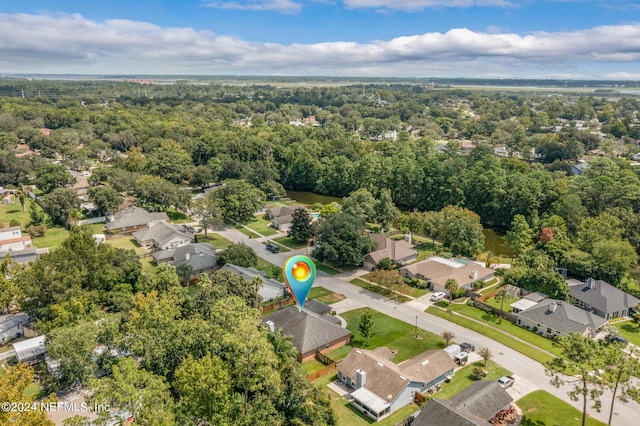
[1,79,640,423]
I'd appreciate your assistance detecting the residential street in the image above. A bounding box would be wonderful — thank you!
[217,225,640,425]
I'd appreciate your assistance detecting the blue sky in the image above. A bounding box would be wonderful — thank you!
[0,0,639,78]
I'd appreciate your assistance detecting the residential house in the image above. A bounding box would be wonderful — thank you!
[0,247,49,264]
[152,243,217,278]
[399,257,494,295]
[515,299,607,338]
[363,234,417,270]
[265,205,305,231]
[410,381,513,426]
[509,292,548,314]
[338,347,456,421]
[69,170,91,202]
[567,278,640,320]
[262,307,351,362]
[0,313,30,345]
[105,206,169,234]
[13,335,46,363]
[0,226,32,252]
[219,263,287,301]
[133,222,193,251]
[571,161,588,176]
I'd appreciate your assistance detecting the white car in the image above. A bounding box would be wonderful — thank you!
[430,291,446,301]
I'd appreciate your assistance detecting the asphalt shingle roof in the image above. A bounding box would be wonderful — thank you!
[517,299,607,335]
[567,278,640,316]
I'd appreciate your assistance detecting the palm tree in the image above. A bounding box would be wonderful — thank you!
[441,331,455,346]
[176,263,193,287]
[494,288,509,322]
[477,250,499,269]
[444,278,459,303]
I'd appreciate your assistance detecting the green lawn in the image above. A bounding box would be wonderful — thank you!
[301,359,325,374]
[272,235,308,249]
[426,307,555,364]
[232,223,261,238]
[350,278,411,303]
[436,360,511,399]
[363,273,428,298]
[308,286,346,305]
[316,263,341,275]
[0,199,31,227]
[325,345,354,361]
[166,208,192,223]
[247,215,278,236]
[141,257,157,274]
[341,308,445,362]
[518,390,607,426]
[197,232,233,249]
[439,303,565,357]
[23,382,41,397]
[106,236,148,255]
[254,258,284,281]
[616,320,640,347]
[32,223,105,249]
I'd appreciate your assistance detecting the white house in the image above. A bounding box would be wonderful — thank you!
[0,226,32,252]
[12,335,46,363]
[0,313,30,345]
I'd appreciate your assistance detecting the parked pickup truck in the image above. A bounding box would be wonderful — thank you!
[497,376,515,389]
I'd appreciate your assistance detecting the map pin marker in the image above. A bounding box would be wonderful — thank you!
[282,255,316,312]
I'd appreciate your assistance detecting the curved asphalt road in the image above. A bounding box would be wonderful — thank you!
[217,226,639,425]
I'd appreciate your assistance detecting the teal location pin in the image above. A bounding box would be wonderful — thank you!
[282,255,316,311]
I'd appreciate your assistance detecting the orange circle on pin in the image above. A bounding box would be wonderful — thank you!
[292,261,311,281]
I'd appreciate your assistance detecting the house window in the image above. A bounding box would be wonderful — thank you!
[547,328,551,334]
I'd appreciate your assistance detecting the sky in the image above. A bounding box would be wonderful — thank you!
[0,1,639,79]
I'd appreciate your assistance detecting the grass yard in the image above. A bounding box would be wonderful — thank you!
[350,278,411,303]
[308,286,346,305]
[166,208,192,223]
[140,257,157,274]
[426,307,555,364]
[232,223,261,238]
[436,360,511,399]
[325,345,354,361]
[247,215,278,236]
[440,303,564,357]
[518,390,606,426]
[272,235,308,249]
[106,236,148,255]
[341,308,445,362]
[32,223,105,249]
[0,200,31,227]
[197,233,233,249]
[301,359,325,374]
[316,263,341,275]
[616,320,640,347]
[254,258,284,281]
[363,272,428,298]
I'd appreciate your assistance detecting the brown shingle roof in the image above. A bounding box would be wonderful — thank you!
[400,257,493,288]
[365,234,416,264]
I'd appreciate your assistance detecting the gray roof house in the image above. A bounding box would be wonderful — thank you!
[105,206,169,234]
[219,263,286,302]
[133,222,193,251]
[153,243,217,279]
[410,381,513,426]
[0,313,30,345]
[13,335,46,363]
[567,278,640,320]
[363,234,417,270]
[0,247,49,264]
[338,347,456,421]
[266,205,305,231]
[262,307,351,362]
[515,299,607,338]
[571,161,588,176]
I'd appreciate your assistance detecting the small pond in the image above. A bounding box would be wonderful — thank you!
[286,190,342,206]
[482,228,513,257]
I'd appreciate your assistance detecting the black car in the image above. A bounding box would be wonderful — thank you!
[266,243,280,253]
[460,342,475,352]
[605,334,628,345]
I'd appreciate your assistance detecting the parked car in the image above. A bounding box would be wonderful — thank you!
[266,243,280,253]
[430,291,446,301]
[460,342,475,352]
[497,376,515,389]
[605,334,628,345]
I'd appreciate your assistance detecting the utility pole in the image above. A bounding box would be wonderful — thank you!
[414,315,418,338]
[21,89,25,99]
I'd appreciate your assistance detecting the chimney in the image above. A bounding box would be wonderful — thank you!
[356,369,366,389]
[265,320,275,333]
[185,252,190,261]
[404,233,412,244]
[586,277,595,289]
[550,301,557,313]
[470,270,478,280]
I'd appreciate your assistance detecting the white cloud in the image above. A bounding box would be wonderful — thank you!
[204,0,302,13]
[604,72,640,80]
[0,13,639,78]
[342,0,515,11]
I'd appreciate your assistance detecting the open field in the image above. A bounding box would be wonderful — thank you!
[308,286,346,305]
[341,307,445,362]
[518,390,607,426]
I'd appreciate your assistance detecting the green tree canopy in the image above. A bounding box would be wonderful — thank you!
[312,213,375,268]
